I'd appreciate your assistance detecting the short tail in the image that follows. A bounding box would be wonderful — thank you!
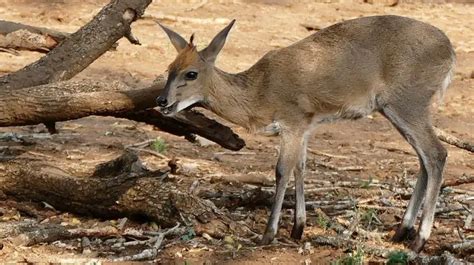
[438,49,456,102]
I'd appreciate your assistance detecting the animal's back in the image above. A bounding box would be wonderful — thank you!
[309,15,454,86]
[254,15,455,120]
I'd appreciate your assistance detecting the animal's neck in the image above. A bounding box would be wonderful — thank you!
[205,67,269,130]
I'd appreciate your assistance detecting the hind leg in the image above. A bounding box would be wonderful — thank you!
[291,135,309,239]
[410,135,446,252]
[392,156,427,242]
[381,105,447,252]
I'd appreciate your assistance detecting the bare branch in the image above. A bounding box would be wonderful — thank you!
[0,0,152,90]
[434,127,474,153]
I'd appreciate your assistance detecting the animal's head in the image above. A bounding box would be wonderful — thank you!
[156,20,235,116]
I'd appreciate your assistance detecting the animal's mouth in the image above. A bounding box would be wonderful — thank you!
[160,102,178,116]
[160,101,202,116]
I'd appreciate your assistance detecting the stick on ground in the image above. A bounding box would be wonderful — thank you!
[434,127,474,153]
[113,222,181,261]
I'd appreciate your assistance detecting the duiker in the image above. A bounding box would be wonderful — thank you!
[156,15,455,252]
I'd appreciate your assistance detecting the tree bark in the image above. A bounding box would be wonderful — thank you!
[0,152,250,239]
[0,78,245,151]
[0,0,152,90]
[0,0,245,151]
[0,0,249,248]
[0,20,69,41]
[434,127,474,153]
[0,20,69,53]
[120,109,245,151]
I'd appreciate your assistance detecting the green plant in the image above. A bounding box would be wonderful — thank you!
[150,137,167,154]
[331,248,364,265]
[386,251,408,265]
[180,227,196,241]
[361,208,380,229]
[316,213,330,230]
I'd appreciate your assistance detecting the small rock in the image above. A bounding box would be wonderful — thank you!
[51,241,68,248]
[194,135,216,147]
[304,241,314,254]
[202,233,213,241]
[81,237,91,251]
[298,246,304,254]
[116,217,128,230]
[181,162,199,175]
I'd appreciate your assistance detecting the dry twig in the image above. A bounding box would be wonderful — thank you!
[308,148,350,159]
[434,127,474,153]
[442,174,474,189]
[313,161,365,171]
[113,222,181,261]
[145,13,231,25]
[10,225,119,246]
[127,147,169,160]
[313,235,468,263]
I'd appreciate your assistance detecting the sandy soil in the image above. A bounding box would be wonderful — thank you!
[0,0,473,263]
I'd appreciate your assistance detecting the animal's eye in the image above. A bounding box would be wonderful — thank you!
[185,71,198,80]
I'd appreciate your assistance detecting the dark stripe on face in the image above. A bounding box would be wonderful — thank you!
[160,70,178,99]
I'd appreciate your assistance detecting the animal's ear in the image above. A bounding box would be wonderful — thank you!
[157,22,188,52]
[201,19,235,63]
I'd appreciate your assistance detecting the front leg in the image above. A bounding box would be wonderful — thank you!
[261,130,306,244]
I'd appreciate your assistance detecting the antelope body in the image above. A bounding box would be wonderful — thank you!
[156,15,455,252]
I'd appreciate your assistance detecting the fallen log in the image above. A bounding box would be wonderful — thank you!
[0,20,69,53]
[10,224,119,247]
[0,0,152,90]
[0,20,69,41]
[0,151,251,240]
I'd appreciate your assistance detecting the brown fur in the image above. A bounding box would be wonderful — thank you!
[168,44,199,73]
[159,15,456,252]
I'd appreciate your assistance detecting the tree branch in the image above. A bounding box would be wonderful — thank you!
[0,20,70,53]
[0,0,152,90]
[0,78,245,151]
[0,20,69,41]
[434,127,474,153]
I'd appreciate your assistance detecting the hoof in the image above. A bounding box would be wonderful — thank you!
[290,225,304,240]
[260,230,276,245]
[409,236,426,253]
[392,226,416,242]
[260,235,275,245]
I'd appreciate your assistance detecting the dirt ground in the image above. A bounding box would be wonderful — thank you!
[0,0,473,264]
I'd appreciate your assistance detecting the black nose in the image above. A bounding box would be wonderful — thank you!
[156,96,168,107]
